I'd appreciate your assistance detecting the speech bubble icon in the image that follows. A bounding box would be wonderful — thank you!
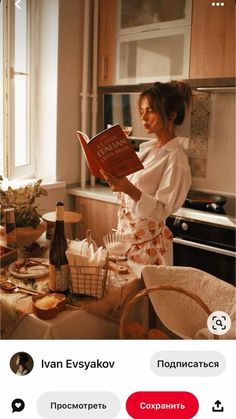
[12,399,25,413]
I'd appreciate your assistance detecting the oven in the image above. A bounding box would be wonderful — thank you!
[166,211,236,286]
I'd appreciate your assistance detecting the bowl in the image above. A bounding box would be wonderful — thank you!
[32,293,66,320]
[15,220,46,246]
[103,232,131,257]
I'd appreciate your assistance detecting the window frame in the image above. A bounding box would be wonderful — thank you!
[2,0,37,180]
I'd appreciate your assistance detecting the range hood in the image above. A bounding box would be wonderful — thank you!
[196,86,235,93]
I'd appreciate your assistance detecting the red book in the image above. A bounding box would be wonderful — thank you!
[76,124,144,178]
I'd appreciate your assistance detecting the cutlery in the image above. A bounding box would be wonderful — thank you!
[0,280,47,296]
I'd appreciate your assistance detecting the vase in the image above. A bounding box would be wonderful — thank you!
[15,220,47,246]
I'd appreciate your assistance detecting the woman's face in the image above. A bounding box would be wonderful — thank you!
[140,97,164,136]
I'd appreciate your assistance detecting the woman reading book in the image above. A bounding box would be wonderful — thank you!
[101,81,192,265]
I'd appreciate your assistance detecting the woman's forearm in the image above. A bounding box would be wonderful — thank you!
[123,180,142,201]
[100,169,141,201]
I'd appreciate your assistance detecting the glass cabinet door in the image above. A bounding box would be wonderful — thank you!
[116,26,191,84]
[118,0,192,33]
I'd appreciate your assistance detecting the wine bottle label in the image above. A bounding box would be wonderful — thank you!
[49,264,69,292]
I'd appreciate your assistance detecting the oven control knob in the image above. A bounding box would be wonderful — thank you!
[173,218,181,227]
[181,222,189,231]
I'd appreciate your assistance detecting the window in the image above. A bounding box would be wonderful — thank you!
[0,0,4,173]
[0,0,37,180]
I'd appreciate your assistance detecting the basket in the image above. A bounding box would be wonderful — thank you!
[119,285,219,339]
[69,262,110,300]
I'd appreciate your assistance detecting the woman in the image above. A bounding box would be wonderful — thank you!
[101,81,192,265]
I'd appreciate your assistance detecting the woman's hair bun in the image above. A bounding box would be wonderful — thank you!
[169,80,192,107]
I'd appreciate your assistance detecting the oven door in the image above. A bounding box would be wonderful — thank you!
[172,238,236,286]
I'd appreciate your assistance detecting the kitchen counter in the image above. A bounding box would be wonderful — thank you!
[67,186,236,229]
[67,185,119,205]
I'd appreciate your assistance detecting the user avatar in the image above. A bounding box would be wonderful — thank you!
[10,352,34,376]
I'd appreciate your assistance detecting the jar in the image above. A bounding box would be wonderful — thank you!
[4,208,16,248]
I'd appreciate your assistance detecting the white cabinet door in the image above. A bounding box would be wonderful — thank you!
[116,26,191,84]
[118,0,192,33]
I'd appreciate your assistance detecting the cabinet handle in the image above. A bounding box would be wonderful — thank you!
[102,56,108,81]
[173,237,235,257]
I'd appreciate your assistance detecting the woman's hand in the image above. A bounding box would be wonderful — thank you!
[100,169,128,192]
[100,169,141,201]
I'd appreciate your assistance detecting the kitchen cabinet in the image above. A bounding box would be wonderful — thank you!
[98,0,118,86]
[98,0,192,85]
[116,26,191,84]
[98,0,235,85]
[75,196,118,246]
[190,0,235,79]
[118,0,191,32]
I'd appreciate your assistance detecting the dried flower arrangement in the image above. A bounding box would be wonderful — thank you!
[0,177,47,228]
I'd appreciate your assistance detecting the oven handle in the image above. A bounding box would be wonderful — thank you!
[173,237,236,257]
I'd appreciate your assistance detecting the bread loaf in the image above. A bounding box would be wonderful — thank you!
[34,295,60,310]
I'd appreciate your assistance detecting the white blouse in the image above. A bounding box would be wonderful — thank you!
[121,136,191,221]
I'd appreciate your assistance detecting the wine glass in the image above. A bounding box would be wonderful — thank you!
[107,124,132,137]
[103,232,130,281]
[122,126,132,137]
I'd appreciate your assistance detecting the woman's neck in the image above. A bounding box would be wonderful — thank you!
[156,132,176,148]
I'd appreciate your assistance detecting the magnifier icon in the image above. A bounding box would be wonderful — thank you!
[207,311,231,336]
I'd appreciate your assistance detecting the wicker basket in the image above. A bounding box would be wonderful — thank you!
[69,261,110,300]
[119,284,219,339]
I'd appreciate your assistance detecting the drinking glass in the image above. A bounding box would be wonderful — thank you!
[107,124,132,137]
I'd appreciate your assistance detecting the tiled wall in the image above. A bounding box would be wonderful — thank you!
[177,91,235,194]
[189,92,210,178]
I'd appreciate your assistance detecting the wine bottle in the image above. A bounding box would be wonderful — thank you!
[49,201,69,294]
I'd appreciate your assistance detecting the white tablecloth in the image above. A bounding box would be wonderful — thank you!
[1,261,144,340]
[8,309,118,339]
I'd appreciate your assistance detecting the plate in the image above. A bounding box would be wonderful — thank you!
[8,258,49,279]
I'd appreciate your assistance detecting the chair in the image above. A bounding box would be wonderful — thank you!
[138,266,235,339]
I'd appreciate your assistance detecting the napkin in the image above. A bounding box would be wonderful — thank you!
[66,240,107,297]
